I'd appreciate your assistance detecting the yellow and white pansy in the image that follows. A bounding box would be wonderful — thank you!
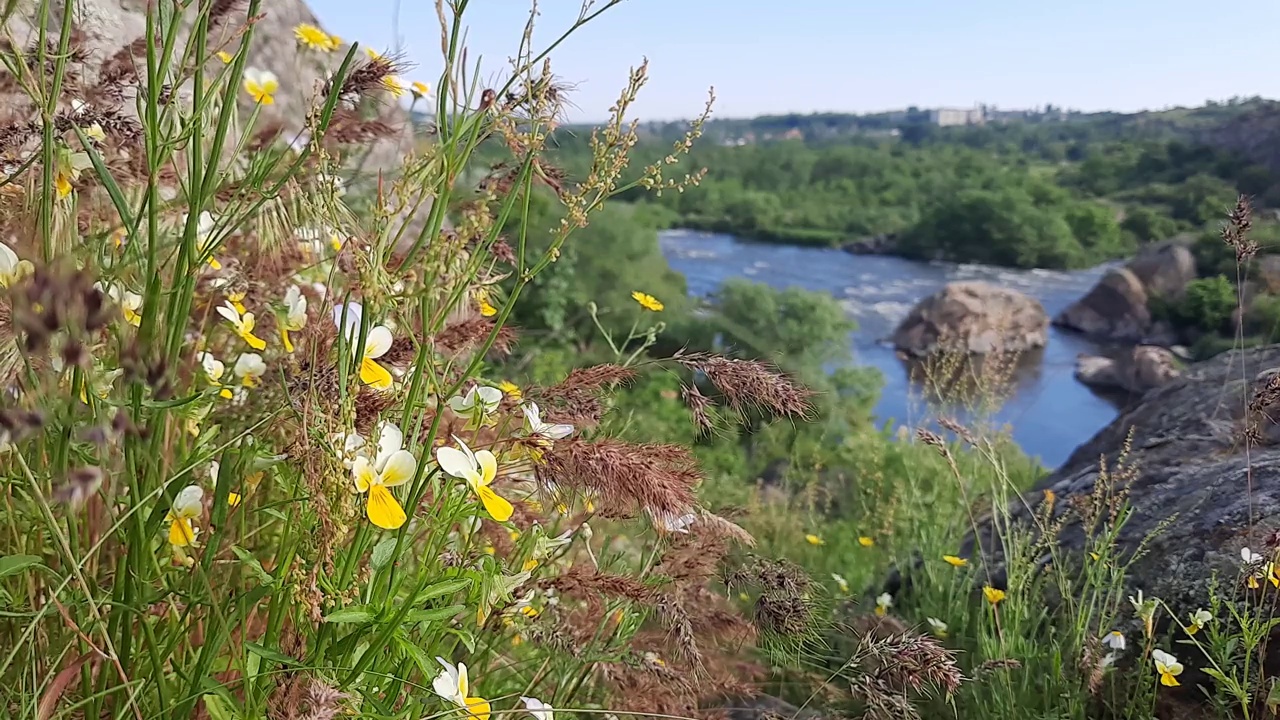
[1188,608,1213,635]
[242,67,279,104]
[874,592,892,616]
[432,657,490,720]
[436,437,513,522]
[522,402,573,441]
[99,282,142,326]
[217,301,268,351]
[53,148,93,198]
[233,353,266,388]
[520,697,552,720]
[831,573,850,594]
[352,428,416,529]
[448,385,503,427]
[332,302,394,390]
[926,617,948,638]
[280,285,307,352]
[199,352,234,399]
[1152,649,1183,687]
[0,242,33,287]
[166,484,204,549]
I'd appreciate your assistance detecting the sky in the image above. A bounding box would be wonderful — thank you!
[307,0,1280,123]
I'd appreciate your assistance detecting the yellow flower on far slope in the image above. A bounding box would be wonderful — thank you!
[217,301,268,350]
[983,585,1006,606]
[943,555,968,568]
[432,658,491,720]
[242,67,279,105]
[805,533,824,546]
[437,438,513,522]
[631,290,663,312]
[352,447,417,530]
[857,536,874,547]
[293,23,338,51]
[1152,649,1183,687]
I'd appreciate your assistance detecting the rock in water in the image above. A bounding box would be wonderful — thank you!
[891,281,1049,357]
[974,344,1280,621]
[1055,240,1197,342]
[1074,345,1181,394]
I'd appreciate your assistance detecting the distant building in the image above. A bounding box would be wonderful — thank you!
[781,127,804,140]
[928,107,984,126]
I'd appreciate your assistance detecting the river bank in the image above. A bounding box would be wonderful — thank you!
[659,228,1123,468]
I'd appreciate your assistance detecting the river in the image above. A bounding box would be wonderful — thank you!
[659,229,1122,469]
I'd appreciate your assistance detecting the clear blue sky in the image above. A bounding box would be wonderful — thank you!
[307,0,1280,122]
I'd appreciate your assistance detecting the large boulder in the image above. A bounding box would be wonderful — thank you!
[973,344,1280,622]
[1055,241,1197,343]
[1073,345,1182,395]
[891,281,1049,357]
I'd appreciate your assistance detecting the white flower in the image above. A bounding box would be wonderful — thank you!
[172,485,204,517]
[520,697,553,720]
[332,431,367,469]
[926,617,948,637]
[449,385,503,416]
[432,657,469,706]
[830,573,849,593]
[233,353,266,387]
[0,242,33,287]
[374,421,403,471]
[522,402,573,440]
[1192,609,1213,627]
[199,352,225,383]
[1102,630,1126,651]
[1242,547,1264,565]
[875,592,892,615]
[289,130,311,154]
[283,286,307,330]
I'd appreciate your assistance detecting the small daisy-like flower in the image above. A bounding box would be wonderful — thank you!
[805,533,824,546]
[983,585,1006,606]
[293,23,337,51]
[1102,630,1126,651]
[874,592,892,616]
[943,554,968,567]
[381,75,407,97]
[926,617,948,638]
[631,290,663,312]
[242,67,279,105]
[830,573,849,594]
[412,81,431,97]
[217,301,268,351]
[1187,608,1213,635]
[233,353,266,388]
[1152,649,1183,687]
[364,47,388,62]
[280,285,307,353]
[858,536,874,547]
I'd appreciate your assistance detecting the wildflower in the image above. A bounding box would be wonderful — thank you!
[631,290,663,312]
[858,536,875,547]
[294,23,337,51]
[1188,609,1213,635]
[805,534,824,546]
[102,284,142,326]
[166,485,203,548]
[943,554,968,567]
[476,288,498,317]
[983,585,1006,606]
[520,697,553,720]
[297,225,342,254]
[1102,630,1126,651]
[217,302,268,350]
[352,443,417,530]
[225,291,248,315]
[1152,649,1183,687]
[332,302,394,390]
[448,385,503,426]
[0,242,32,287]
[332,431,367,469]
[84,123,106,144]
[233,353,266,388]
[243,68,279,105]
[1129,590,1158,638]
[498,380,521,400]
[831,573,850,593]
[412,81,431,97]
[874,592,892,616]
[199,352,234,399]
[523,402,573,441]
[381,75,407,97]
[280,285,307,353]
[437,438,513,522]
[216,50,233,64]
[432,658,490,720]
[185,211,223,269]
[927,617,948,638]
[54,149,93,198]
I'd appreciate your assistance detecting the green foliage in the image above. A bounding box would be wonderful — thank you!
[1165,276,1238,334]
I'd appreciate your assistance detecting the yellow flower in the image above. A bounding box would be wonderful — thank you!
[333,302,394,390]
[165,485,204,548]
[631,290,663,312]
[364,47,387,62]
[437,438,513,522]
[352,447,417,530]
[1152,649,1183,687]
[242,67,279,105]
[943,555,968,567]
[522,558,539,572]
[476,288,498,317]
[233,353,266,388]
[216,50,233,64]
[1187,608,1212,635]
[857,536,874,547]
[432,658,490,720]
[280,285,307,353]
[199,352,234,399]
[54,150,93,199]
[84,123,106,144]
[805,534,824,546]
[498,380,522,400]
[217,301,268,350]
[227,291,247,315]
[382,75,407,97]
[293,23,338,51]
[874,592,891,616]
[412,81,430,96]
[982,586,1006,606]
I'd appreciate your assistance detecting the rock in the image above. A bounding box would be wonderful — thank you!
[1074,346,1181,395]
[1055,241,1198,343]
[842,233,897,255]
[972,344,1280,628]
[891,281,1049,357]
[1256,256,1280,294]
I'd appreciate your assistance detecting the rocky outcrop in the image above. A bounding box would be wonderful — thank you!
[973,344,1280,622]
[1055,241,1197,343]
[1073,345,1182,395]
[842,233,897,255]
[891,281,1049,357]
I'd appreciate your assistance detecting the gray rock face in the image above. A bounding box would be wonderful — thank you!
[1055,241,1197,343]
[891,281,1049,357]
[1073,345,1181,395]
[975,344,1280,618]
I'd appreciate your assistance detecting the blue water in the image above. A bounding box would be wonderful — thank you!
[659,229,1122,469]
